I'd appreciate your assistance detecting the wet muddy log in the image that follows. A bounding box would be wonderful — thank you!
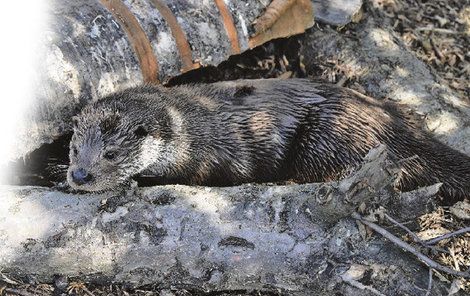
[0,146,453,295]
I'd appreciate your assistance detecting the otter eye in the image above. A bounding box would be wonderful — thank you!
[134,125,148,138]
[103,151,117,160]
[71,146,78,156]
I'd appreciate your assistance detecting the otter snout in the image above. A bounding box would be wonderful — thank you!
[71,168,94,185]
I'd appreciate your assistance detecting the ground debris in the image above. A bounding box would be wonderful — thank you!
[368,0,469,98]
[417,204,470,291]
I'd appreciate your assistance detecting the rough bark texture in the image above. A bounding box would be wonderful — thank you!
[0,146,456,295]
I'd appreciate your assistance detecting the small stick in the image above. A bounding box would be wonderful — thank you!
[425,268,433,296]
[425,227,470,245]
[82,286,96,296]
[352,212,470,279]
[384,213,450,254]
[383,213,423,245]
[0,272,20,285]
[430,38,444,61]
[340,275,386,296]
[415,27,462,35]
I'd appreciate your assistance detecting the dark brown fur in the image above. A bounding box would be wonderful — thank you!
[68,78,470,203]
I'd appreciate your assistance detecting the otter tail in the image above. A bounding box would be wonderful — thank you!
[393,136,470,204]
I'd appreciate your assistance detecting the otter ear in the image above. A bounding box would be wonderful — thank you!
[100,113,121,132]
[134,125,148,138]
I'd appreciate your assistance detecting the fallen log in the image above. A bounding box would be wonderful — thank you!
[0,146,452,294]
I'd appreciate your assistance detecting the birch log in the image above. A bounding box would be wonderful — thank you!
[0,146,450,295]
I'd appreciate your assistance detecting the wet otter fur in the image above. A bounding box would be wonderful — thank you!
[68,78,470,202]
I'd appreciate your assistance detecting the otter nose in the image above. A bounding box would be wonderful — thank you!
[72,168,93,185]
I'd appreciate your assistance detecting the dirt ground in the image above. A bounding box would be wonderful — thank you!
[1,0,469,295]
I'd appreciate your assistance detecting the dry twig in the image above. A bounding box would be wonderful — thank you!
[383,213,424,245]
[425,227,470,245]
[425,268,433,296]
[341,277,386,296]
[415,27,462,35]
[0,272,20,286]
[352,212,470,279]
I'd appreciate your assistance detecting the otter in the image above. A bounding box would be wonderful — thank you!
[67,78,470,202]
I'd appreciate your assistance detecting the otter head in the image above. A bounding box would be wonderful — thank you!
[67,97,175,192]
